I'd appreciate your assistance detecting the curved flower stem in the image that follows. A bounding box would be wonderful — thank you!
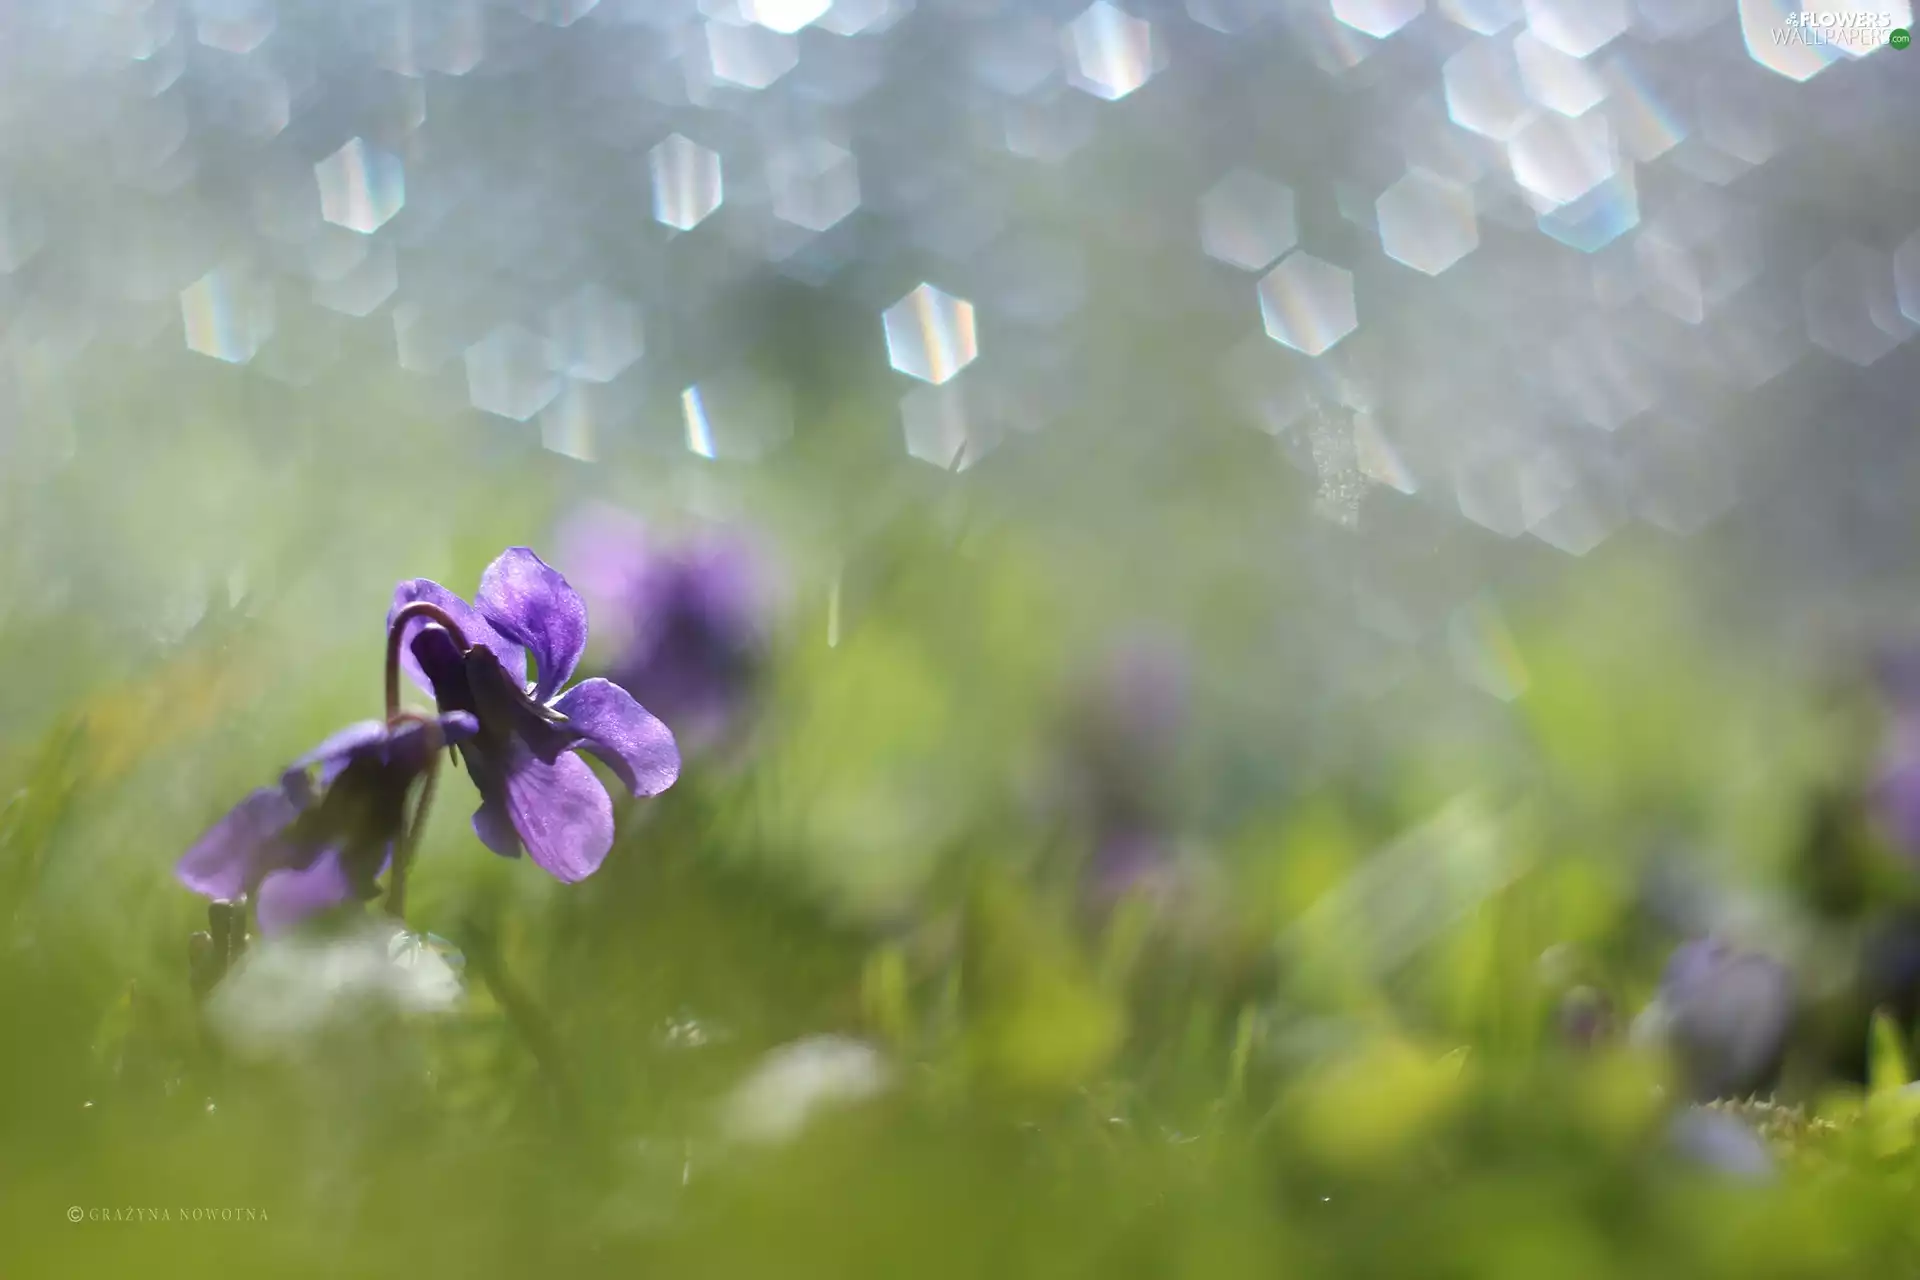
[385,601,472,721]
[384,745,442,924]
[380,602,470,926]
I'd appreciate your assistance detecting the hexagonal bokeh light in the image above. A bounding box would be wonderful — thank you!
[312,240,398,318]
[1444,37,1537,143]
[1803,242,1914,367]
[816,0,906,36]
[1258,252,1358,357]
[195,0,275,55]
[652,134,724,232]
[1439,0,1523,35]
[706,20,799,90]
[769,140,862,234]
[1521,0,1628,59]
[181,267,273,364]
[742,0,832,35]
[1896,231,1920,328]
[1377,169,1480,275]
[548,285,643,384]
[315,138,404,235]
[883,284,979,385]
[1199,170,1299,272]
[465,324,561,422]
[1331,0,1427,39]
[902,382,995,472]
[681,373,794,462]
[1064,2,1155,101]
[1508,111,1618,210]
[1,0,1914,598]
[1513,29,1607,117]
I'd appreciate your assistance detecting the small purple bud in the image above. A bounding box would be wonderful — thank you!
[1089,828,1177,905]
[1557,985,1615,1050]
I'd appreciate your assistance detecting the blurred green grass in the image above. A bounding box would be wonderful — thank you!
[5,358,1920,1277]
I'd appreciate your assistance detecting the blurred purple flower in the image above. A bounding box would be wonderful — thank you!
[1088,828,1179,904]
[1873,715,1920,858]
[1867,644,1920,857]
[1089,631,1190,744]
[1066,630,1192,902]
[1669,1107,1774,1181]
[1875,644,1920,708]
[1862,912,1920,1030]
[1644,939,1794,1102]
[389,547,681,883]
[177,713,476,935]
[553,503,777,755]
[1073,630,1189,822]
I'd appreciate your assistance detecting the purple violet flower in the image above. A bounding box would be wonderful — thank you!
[1074,632,1189,812]
[388,547,681,883]
[1088,827,1180,905]
[177,712,477,935]
[553,503,776,755]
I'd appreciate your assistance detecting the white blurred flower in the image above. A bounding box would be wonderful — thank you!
[720,1035,891,1146]
[208,920,464,1057]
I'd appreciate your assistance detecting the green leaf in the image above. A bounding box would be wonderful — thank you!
[861,945,912,1049]
[1864,1010,1920,1157]
[1868,1008,1910,1099]
[961,870,1125,1094]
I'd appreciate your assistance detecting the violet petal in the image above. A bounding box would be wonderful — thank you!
[552,678,681,798]
[503,747,615,883]
[475,548,588,703]
[253,847,365,936]
[472,794,521,859]
[290,720,391,788]
[177,787,300,900]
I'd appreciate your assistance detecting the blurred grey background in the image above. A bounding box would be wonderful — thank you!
[2,0,1918,774]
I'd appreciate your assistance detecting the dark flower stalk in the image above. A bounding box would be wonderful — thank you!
[379,600,473,920]
[386,600,471,731]
[188,900,247,999]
